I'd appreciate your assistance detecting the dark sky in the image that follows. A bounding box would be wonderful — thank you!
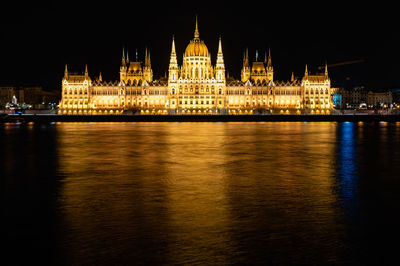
[1,1,398,90]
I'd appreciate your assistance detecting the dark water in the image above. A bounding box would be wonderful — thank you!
[2,122,400,265]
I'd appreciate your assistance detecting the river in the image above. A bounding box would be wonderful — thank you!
[2,122,400,265]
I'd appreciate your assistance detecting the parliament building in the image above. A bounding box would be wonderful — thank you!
[59,18,332,115]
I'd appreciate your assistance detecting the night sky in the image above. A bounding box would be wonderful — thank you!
[1,1,398,91]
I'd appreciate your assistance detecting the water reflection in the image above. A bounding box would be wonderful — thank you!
[2,122,400,264]
[55,122,345,264]
[337,122,358,202]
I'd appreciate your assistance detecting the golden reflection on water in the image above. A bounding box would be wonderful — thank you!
[56,122,341,264]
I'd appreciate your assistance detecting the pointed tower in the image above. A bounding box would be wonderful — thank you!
[168,35,179,84]
[241,48,251,82]
[144,47,148,65]
[143,47,153,82]
[216,36,225,84]
[302,64,309,85]
[99,72,102,82]
[291,72,295,82]
[264,50,268,64]
[63,64,68,80]
[266,48,273,82]
[120,47,127,82]
[84,64,89,79]
[304,64,308,78]
[324,62,329,80]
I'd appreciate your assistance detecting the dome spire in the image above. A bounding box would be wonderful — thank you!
[194,15,199,39]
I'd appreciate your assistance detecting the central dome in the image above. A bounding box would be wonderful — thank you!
[185,39,209,57]
[184,16,209,57]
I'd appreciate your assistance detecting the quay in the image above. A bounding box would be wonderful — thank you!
[2,114,400,123]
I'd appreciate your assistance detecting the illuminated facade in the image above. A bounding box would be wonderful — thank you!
[59,18,332,115]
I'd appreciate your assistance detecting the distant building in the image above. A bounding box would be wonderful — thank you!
[336,87,393,109]
[367,91,392,108]
[0,86,59,108]
[340,87,367,108]
[0,87,24,107]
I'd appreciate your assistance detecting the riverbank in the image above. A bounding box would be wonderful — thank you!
[2,114,400,123]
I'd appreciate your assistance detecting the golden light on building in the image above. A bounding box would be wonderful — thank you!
[59,18,332,115]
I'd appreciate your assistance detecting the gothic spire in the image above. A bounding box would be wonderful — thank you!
[218,36,223,55]
[64,64,68,78]
[267,48,272,68]
[324,61,328,77]
[217,36,224,65]
[145,47,148,66]
[264,50,268,64]
[171,35,176,55]
[122,47,126,66]
[245,48,249,66]
[169,35,178,67]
